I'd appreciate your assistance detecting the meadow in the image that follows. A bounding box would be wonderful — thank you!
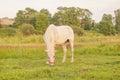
[0,32,120,80]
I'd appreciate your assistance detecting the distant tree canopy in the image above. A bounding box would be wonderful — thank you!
[114,9,120,33]
[98,14,116,35]
[35,12,50,34]
[52,7,92,28]
[14,8,37,27]
[51,7,93,35]
[13,8,51,34]
[3,7,119,36]
[13,7,93,35]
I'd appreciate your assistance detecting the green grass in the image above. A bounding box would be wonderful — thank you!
[0,44,120,80]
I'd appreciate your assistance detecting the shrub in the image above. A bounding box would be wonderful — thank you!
[72,27,84,36]
[19,23,35,36]
[34,30,41,35]
[0,27,16,37]
[98,20,116,35]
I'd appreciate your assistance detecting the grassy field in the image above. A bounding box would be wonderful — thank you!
[0,33,120,80]
[0,44,120,80]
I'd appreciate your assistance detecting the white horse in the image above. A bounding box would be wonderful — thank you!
[44,24,74,66]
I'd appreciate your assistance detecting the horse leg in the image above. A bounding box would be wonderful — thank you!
[62,44,67,63]
[46,55,50,64]
[69,40,74,63]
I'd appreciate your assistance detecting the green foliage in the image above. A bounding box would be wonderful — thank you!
[52,7,92,28]
[81,17,92,30]
[14,7,37,28]
[102,14,113,22]
[19,23,35,36]
[14,8,51,35]
[72,27,84,36]
[98,20,116,35]
[40,8,51,20]
[0,27,16,37]
[98,14,116,35]
[10,7,120,37]
[13,7,93,36]
[114,9,120,33]
[35,13,50,34]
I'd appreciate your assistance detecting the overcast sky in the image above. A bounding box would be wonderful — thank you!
[0,0,120,22]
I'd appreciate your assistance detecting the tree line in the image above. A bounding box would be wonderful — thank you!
[0,7,120,36]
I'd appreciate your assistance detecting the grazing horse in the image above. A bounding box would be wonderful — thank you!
[44,24,74,66]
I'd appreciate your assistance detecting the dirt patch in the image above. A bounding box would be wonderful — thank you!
[0,45,45,49]
[0,41,119,49]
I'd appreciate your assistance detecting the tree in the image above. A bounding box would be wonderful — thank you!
[14,7,37,28]
[102,14,113,22]
[81,17,92,30]
[52,7,92,29]
[114,9,120,33]
[80,9,93,30]
[98,14,116,35]
[40,9,51,20]
[35,13,50,34]
[13,10,25,27]
[14,8,51,34]
[52,7,83,26]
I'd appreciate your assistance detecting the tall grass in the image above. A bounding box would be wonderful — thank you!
[75,33,120,46]
[0,32,120,46]
[0,34,44,45]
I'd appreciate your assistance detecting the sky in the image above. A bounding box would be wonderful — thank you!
[0,0,120,22]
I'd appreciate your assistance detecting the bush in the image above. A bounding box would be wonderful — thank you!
[0,27,16,37]
[34,30,41,35]
[72,27,84,36]
[19,23,35,36]
[98,21,116,35]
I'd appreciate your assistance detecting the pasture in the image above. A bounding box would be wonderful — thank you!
[0,34,120,80]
